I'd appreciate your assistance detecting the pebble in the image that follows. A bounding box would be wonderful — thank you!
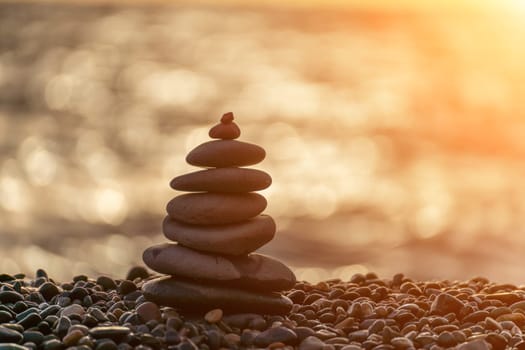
[166,192,267,225]
[223,332,241,344]
[0,344,27,350]
[136,301,161,322]
[430,292,464,315]
[125,266,149,281]
[496,312,525,325]
[55,316,71,338]
[390,336,414,349]
[6,268,525,350]
[0,291,23,303]
[0,310,13,323]
[0,326,23,343]
[96,276,117,291]
[95,339,118,350]
[38,282,60,301]
[89,326,131,342]
[486,292,522,305]
[118,280,137,295]
[204,309,223,323]
[41,339,63,350]
[254,326,298,347]
[458,339,491,350]
[437,331,457,347]
[17,313,42,329]
[63,330,84,346]
[60,304,85,317]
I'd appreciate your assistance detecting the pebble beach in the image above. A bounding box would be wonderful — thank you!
[2,269,525,349]
[3,2,525,349]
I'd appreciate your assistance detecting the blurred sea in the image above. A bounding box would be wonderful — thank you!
[2,1,525,282]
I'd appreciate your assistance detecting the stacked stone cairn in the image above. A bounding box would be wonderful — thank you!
[142,113,296,315]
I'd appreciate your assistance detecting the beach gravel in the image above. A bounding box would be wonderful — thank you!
[2,269,525,349]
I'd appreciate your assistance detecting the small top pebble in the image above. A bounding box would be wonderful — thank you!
[209,112,241,140]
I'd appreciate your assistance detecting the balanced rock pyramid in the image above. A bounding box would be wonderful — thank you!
[142,113,296,314]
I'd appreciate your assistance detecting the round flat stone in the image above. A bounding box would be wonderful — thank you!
[142,244,296,292]
[209,122,241,140]
[163,215,276,255]
[166,193,267,225]
[170,168,271,193]
[186,140,265,168]
[142,276,293,315]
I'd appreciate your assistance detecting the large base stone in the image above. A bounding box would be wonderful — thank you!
[142,243,296,292]
[142,276,293,315]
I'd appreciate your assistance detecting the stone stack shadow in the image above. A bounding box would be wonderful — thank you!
[142,113,296,314]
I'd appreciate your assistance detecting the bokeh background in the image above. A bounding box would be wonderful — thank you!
[2,0,525,283]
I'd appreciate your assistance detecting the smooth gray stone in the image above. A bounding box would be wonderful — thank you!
[142,276,293,315]
[166,193,267,225]
[142,243,296,292]
[162,215,275,255]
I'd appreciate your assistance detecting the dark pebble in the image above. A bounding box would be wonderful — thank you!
[17,313,42,329]
[95,339,118,350]
[165,329,181,345]
[42,339,63,350]
[0,310,13,323]
[55,316,71,338]
[34,277,47,288]
[15,307,39,321]
[239,330,257,347]
[36,269,48,279]
[37,321,52,335]
[69,287,89,300]
[96,276,117,291]
[89,326,131,342]
[0,344,27,350]
[126,266,149,281]
[28,292,45,304]
[254,326,298,347]
[0,274,15,282]
[40,305,61,318]
[0,291,23,303]
[0,326,23,343]
[123,290,141,301]
[12,301,28,314]
[117,344,133,350]
[23,342,37,350]
[23,331,44,345]
[178,339,199,350]
[73,275,88,283]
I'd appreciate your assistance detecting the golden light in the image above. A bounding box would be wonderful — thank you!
[2,0,525,283]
